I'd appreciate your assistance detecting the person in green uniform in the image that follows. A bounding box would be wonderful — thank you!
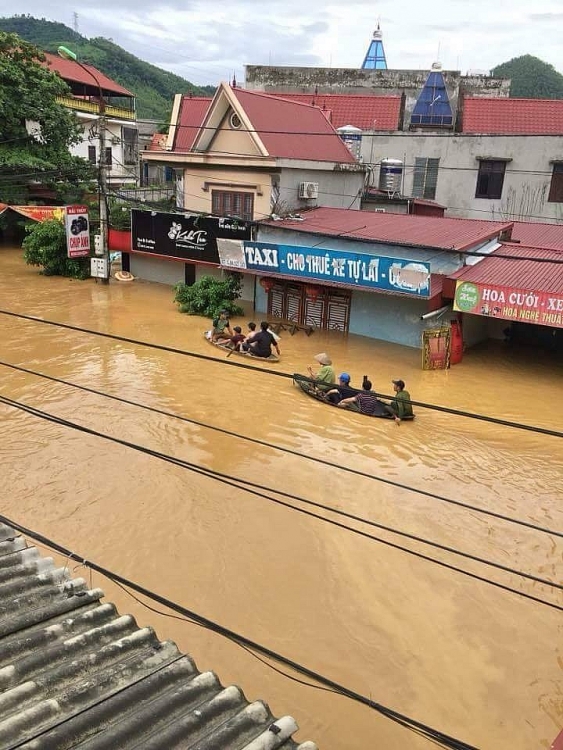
[307,353,335,389]
[387,379,414,424]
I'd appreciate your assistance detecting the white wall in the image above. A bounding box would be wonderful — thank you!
[277,165,365,212]
[69,117,139,185]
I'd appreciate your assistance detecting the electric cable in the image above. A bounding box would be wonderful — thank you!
[0,515,479,750]
[1,393,562,613]
[0,358,560,541]
[1,308,562,439]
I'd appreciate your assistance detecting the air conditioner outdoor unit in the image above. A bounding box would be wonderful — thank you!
[110,136,121,145]
[298,181,319,199]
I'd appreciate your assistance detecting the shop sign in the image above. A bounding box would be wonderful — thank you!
[64,205,90,258]
[226,241,431,297]
[131,210,252,263]
[454,280,563,329]
[0,205,66,222]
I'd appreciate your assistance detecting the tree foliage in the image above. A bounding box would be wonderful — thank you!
[492,55,563,99]
[174,274,244,317]
[0,30,95,203]
[0,16,215,119]
[22,219,90,279]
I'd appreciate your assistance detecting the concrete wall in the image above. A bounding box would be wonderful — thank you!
[362,133,563,223]
[276,164,364,212]
[181,165,273,219]
[70,118,139,185]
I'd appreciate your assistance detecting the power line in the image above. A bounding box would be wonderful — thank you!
[0,515,479,750]
[1,359,559,540]
[1,309,562,440]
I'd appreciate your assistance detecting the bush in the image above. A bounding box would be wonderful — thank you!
[23,219,90,279]
[108,201,131,231]
[173,273,243,317]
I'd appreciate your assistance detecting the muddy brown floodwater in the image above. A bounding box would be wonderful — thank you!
[1,245,562,749]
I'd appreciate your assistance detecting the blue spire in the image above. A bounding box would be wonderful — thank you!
[411,63,453,127]
[362,24,387,70]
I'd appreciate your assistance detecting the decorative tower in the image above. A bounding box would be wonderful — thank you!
[361,23,387,70]
[411,62,453,127]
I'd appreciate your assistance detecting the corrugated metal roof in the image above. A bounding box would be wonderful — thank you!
[0,522,316,750]
[450,244,563,293]
[510,221,563,251]
[270,93,401,130]
[174,96,213,151]
[462,97,563,135]
[261,207,512,251]
[43,52,133,97]
[230,89,357,163]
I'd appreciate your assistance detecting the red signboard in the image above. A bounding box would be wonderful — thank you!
[11,206,66,222]
[454,280,563,329]
[64,205,91,258]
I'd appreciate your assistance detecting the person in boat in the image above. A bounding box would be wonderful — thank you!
[240,322,257,351]
[385,379,414,424]
[229,326,246,351]
[247,320,281,359]
[338,377,381,415]
[211,310,233,342]
[307,353,335,389]
[324,373,356,404]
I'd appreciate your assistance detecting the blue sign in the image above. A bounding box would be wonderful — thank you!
[233,241,431,298]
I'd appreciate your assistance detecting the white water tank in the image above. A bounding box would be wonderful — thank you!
[337,125,362,160]
[379,158,403,193]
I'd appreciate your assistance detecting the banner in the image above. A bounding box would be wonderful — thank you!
[224,241,431,297]
[10,206,66,222]
[454,280,563,329]
[131,210,252,264]
[64,206,90,258]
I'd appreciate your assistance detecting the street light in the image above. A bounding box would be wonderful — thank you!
[58,45,110,284]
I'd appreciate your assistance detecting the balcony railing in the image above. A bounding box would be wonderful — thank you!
[56,95,136,121]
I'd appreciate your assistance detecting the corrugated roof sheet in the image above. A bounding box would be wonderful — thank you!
[230,89,357,163]
[43,52,133,97]
[450,244,563,293]
[0,522,316,750]
[510,221,563,250]
[174,96,213,151]
[270,93,401,130]
[261,207,512,251]
[462,97,563,135]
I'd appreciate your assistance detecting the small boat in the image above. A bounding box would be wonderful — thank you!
[293,373,414,420]
[204,331,280,362]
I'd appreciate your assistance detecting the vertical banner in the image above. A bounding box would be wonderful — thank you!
[422,327,451,370]
[65,206,91,258]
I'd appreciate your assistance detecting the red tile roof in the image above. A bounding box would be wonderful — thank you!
[174,96,212,151]
[261,206,512,251]
[148,133,167,151]
[270,93,401,130]
[43,52,133,97]
[510,221,563,250]
[462,97,563,135]
[230,89,357,163]
[450,244,563,294]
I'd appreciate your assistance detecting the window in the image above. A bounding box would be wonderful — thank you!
[412,157,440,199]
[548,163,563,203]
[475,160,506,199]
[122,127,138,166]
[104,147,113,167]
[88,145,96,164]
[211,190,254,220]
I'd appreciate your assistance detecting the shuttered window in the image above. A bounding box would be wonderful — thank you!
[548,163,563,203]
[211,190,254,220]
[412,157,440,200]
[267,282,351,333]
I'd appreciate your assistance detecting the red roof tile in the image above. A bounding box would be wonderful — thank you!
[43,52,133,97]
[261,206,512,251]
[174,96,212,151]
[462,97,563,135]
[230,89,357,163]
[269,93,401,130]
[148,133,167,151]
[510,221,563,250]
[450,244,563,294]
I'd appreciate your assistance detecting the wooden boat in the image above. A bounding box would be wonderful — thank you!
[204,331,280,362]
[293,373,414,420]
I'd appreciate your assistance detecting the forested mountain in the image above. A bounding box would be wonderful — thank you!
[0,15,215,119]
[492,55,563,99]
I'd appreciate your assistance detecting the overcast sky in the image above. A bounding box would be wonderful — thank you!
[1,0,562,85]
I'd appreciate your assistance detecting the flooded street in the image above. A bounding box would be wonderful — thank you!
[1,244,562,749]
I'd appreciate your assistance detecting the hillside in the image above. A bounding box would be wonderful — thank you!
[0,15,215,119]
[492,55,563,99]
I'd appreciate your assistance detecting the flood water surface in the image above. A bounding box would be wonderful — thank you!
[1,246,562,749]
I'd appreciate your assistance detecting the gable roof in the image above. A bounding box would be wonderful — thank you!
[173,95,213,151]
[0,521,316,749]
[261,206,512,252]
[43,51,133,97]
[271,93,401,130]
[462,97,563,135]
[190,84,356,163]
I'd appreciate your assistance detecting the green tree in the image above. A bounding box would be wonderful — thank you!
[22,219,90,279]
[174,274,243,317]
[0,31,94,204]
[492,55,563,99]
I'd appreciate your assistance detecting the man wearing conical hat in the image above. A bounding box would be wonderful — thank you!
[307,353,335,388]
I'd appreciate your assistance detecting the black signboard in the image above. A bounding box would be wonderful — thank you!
[131,210,252,264]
